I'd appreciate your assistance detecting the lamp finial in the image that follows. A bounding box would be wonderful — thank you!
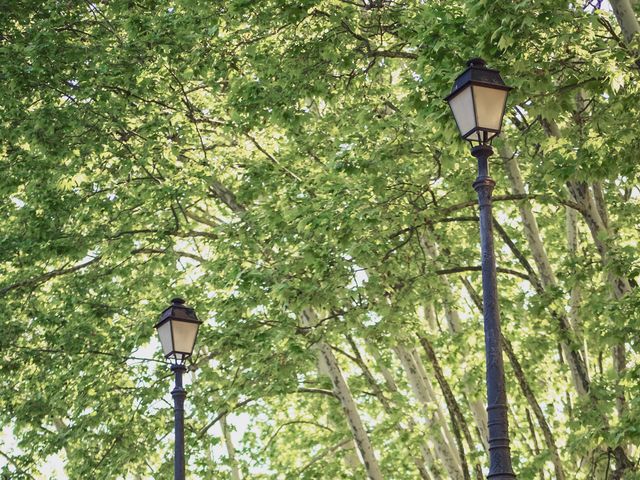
[467,58,486,68]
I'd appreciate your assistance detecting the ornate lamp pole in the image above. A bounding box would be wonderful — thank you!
[445,58,516,479]
[155,298,202,480]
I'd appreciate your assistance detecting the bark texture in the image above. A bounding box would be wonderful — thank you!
[221,414,242,480]
[394,344,463,479]
[500,143,590,396]
[461,278,566,480]
[610,0,640,44]
[301,309,384,480]
[419,235,490,450]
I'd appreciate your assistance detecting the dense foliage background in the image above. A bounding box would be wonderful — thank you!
[2,0,640,478]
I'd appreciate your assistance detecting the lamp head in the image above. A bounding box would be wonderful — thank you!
[445,58,512,145]
[154,298,202,365]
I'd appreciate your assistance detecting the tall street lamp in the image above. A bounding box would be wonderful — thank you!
[446,58,515,479]
[155,298,202,480]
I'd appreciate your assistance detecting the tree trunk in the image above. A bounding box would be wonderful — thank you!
[394,344,464,479]
[610,0,640,44]
[502,338,566,480]
[221,414,242,480]
[543,119,630,419]
[566,206,589,375]
[461,278,566,480]
[344,336,431,480]
[366,345,400,392]
[417,337,484,480]
[566,180,628,415]
[500,144,590,396]
[419,235,490,451]
[368,344,440,479]
[301,309,384,480]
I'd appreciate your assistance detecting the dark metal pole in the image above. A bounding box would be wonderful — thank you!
[471,145,516,479]
[172,364,187,480]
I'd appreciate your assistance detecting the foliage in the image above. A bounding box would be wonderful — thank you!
[1,0,640,478]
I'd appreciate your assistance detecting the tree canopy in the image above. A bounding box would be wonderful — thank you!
[1,0,640,478]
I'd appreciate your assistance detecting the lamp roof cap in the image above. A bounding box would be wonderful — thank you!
[445,57,512,101]
[154,297,201,329]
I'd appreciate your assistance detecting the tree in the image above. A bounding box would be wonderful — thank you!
[1,0,640,478]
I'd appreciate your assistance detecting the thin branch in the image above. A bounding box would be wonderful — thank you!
[297,387,338,398]
[197,398,254,438]
[183,209,220,228]
[330,344,360,364]
[491,218,544,292]
[12,346,168,365]
[436,266,530,281]
[131,248,207,263]
[244,133,303,182]
[297,438,353,475]
[0,256,101,297]
[0,450,37,480]
[261,420,334,453]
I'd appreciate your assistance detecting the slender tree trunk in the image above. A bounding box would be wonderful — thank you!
[543,119,630,419]
[527,119,633,475]
[524,409,546,480]
[461,278,566,480]
[301,309,384,480]
[409,347,479,456]
[394,344,464,479]
[366,345,400,392]
[221,415,242,480]
[566,180,628,416]
[502,338,565,480]
[344,337,431,480]
[418,235,490,451]
[592,182,609,229]
[610,0,640,44]
[368,344,440,479]
[53,418,72,479]
[498,152,555,287]
[417,337,484,480]
[566,206,589,375]
[500,144,590,396]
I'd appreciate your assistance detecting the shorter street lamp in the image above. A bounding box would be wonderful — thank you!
[446,58,516,479]
[155,298,202,480]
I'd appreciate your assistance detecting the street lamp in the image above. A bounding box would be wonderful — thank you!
[155,297,202,480]
[446,58,515,479]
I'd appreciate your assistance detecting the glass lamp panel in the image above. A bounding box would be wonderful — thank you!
[157,322,174,356]
[172,320,199,355]
[468,130,482,143]
[472,85,507,131]
[448,85,476,138]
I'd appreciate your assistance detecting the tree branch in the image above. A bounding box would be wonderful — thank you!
[436,266,530,281]
[0,256,101,297]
